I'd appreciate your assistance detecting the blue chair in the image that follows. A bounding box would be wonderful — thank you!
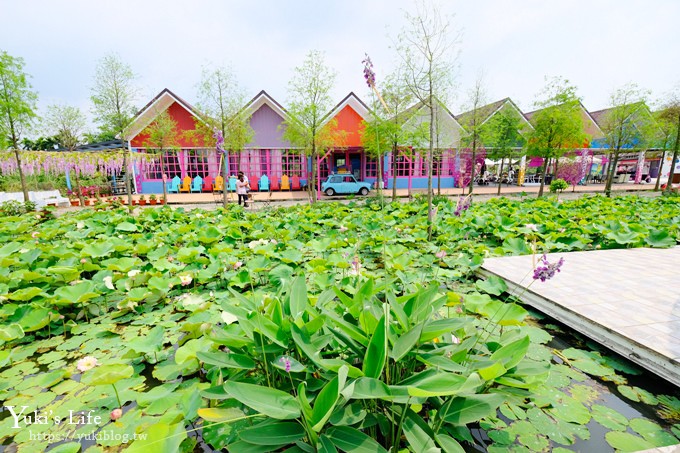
[168,176,181,193]
[228,176,237,192]
[191,176,203,193]
[259,175,270,191]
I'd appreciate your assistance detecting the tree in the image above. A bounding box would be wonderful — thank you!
[193,66,252,208]
[44,104,88,204]
[657,89,680,194]
[361,68,421,201]
[599,83,650,197]
[283,50,337,203]
[90,53,139,207]
[458,75,488,195]
[396,0,459,239]
[21,135,60,151]
[143,109,180,204]
[526,77,587,197]
[0,50,38,202]
[483,107,525,195]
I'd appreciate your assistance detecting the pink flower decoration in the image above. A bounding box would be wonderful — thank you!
[110,408,123,420]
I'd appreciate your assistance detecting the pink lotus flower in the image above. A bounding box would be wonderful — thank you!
[233,261,243,270]
[435,250,447,259]
[76,356,99,372]
[80,258,87,264]
[31,232,39,238]
[110,408,123,420]
[339,225,348,233]
[179,274,193,286]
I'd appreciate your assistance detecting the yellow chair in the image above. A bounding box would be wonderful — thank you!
[214,175,224,192]
[179,176,191,193]
[281,174,290,191]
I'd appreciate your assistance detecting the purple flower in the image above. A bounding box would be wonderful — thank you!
[280,356,291,373]
[362,54,376,88]
[213,129,225,154]
[454,195,471,217]
[532,254,565,282]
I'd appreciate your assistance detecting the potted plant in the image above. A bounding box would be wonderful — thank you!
[68,192,80,207]
[138,195,147,206]
[149,194,158,205]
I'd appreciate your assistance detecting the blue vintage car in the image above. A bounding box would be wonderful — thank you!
[321,174,372,196]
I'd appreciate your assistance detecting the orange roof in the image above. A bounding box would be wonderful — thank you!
[330,104,365,148]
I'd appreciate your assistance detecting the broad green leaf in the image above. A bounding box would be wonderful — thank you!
[7,287,46,301]
[591,404,628,431]
[115,221,138,232]
[289,275,308,319]
[326,426,388,453]
[0,323,24,341]
[126,422,186,453]
[197,351,256,370]
[223,381,300,420]
[629,418,679,446]
[403,410,438,453]
[436,434,465,453]
[476,275,508,296]
[197,407,244,422]
[605,431,655,452]
[490,335,530,370]
[645,229,676,247]
[80,364,134,385]
[441,394,506,425]
[363,315,386,379]
[238,422,305,445]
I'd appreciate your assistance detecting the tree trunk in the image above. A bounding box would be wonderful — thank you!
[74,171,85,206]
[222,152,228,208]
[392,145,398,202]
[537,157,548,197]
[553,157,560,181]
[377,151,383,198]
[122,151,133,211]
[426,93,434,241]
[654,150,666,191]
[497,158,505,196]
[311,147,317,203]
[604,149,621,197]
[12,147,29,202]
[468,147,477,195]
[160,150,169,205]
[663,115,680,194]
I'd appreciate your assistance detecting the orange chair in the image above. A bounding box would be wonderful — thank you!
[291,176,301,191]
[281,174,290,191]
[179,176,191,193]
[213,175,224,193]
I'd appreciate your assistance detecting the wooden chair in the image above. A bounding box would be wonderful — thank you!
[281,174,290,191]
[259,175,270,191]
[191,176,203,193]
[213,175,224,192]
[179,176,191,193]
[291,175,301,191]
[270,176,280,191]
[202,176,214,192]
[168,176,181,193]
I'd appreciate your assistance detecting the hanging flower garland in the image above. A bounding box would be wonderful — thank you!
[0,150,152,178]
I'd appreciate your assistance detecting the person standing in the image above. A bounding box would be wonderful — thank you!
[236,174,249,207]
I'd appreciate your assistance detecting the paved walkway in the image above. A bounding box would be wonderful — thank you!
[135,181,654,205]
[479,247,680,387]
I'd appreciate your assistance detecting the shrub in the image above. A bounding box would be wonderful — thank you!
[549,178,569,194]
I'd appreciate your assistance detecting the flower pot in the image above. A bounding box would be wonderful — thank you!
[149,200,157,205]
[139,200,147,206]
[70,200,80,207]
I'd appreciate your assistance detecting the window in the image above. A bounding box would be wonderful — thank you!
[282,151,305,177]
[365,156,377,177]
[259,150,269,176]
[391,151,414,177]
[343,175,355,183]
[186,150,210,178]
[140,150,181,180]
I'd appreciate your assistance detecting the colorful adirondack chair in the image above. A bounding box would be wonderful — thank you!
[213,175,224,192]
[191,176,203,193]
[291,176,301,191]
[281,175,290,191]
[270,176,280,191]
[202,176,214,192]
[179,176,191,193]
[259,175,270,191]
[168,176,181,193]
[228,176,238,192]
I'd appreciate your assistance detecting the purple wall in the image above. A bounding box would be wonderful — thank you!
[247,103,291,148]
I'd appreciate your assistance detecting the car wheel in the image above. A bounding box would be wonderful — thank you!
[325,188,335,196]
[359,187,369,196]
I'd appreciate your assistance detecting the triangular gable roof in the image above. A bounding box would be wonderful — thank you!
[402,97,464,130]
[126,88,204,141]
[242,90,289,120]
[401,98,465,148]
[524,101,604,140]
[322,92,370,126]
[455,98,533,133]
[589,101,649,129]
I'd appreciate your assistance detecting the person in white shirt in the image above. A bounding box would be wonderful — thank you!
[236,174,249,207]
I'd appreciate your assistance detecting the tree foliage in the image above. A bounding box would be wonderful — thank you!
[656,88,680,193]
[0,50,39,201]
[283,50,338,203]
[143,109,181,203]
[526,77,587,197]
[396,0,459,238]
[483,106,526,195]
[44,104,87,151]
[458,75,489,194]
[599,83,650,196]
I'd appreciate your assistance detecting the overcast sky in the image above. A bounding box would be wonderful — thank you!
[1,0,679,132]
